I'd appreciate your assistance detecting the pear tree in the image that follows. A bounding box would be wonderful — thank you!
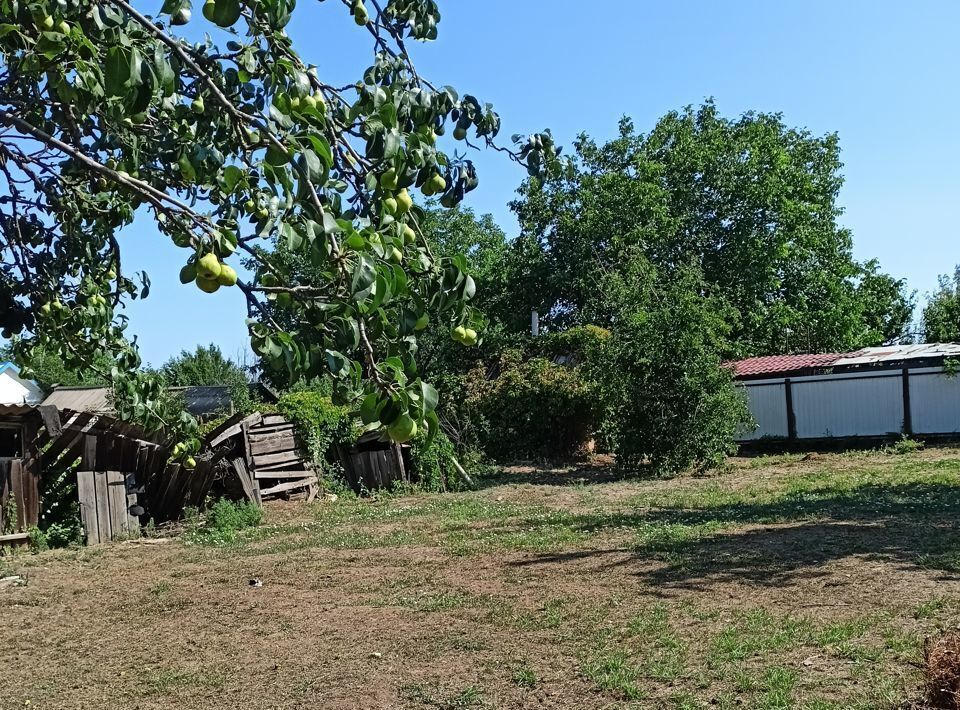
[0,0,558,451]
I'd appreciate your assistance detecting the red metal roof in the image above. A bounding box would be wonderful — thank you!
[730,352,846,379]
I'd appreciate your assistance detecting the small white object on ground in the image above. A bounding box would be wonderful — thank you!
[0,575,25,589]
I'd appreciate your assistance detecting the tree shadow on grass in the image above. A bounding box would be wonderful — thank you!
[473,459,643,489]
[508,482,960,587]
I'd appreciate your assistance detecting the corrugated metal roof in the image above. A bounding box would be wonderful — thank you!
[0,404,38,418]
[831,343,960,367]
[42,385,235,417]
[169,386,232,417]
[731,343,960,379]
[731,353,846,379]
[41,386,112,413]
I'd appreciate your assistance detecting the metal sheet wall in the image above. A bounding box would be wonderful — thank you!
[791,374,903,438]
[739,367,960,441]
[738,382,788,440]
[910,371,960,434]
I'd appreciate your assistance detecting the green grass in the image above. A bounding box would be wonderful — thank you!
[400,682,486,708]
[160,447,960,708]
[137,667,225,697]
[511,662,537,689]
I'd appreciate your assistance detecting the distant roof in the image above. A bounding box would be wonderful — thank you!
[831,343,960,367]
[0,361,19,375]
[731,343,960,379]
[41,386,111,413]
[731,353,845,379]
[42,385,235,417]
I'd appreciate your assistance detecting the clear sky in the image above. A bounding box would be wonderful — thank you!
[118,0,960,366]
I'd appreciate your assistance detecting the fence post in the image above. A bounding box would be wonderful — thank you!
[902,367,913,436]
[784,378,797,441]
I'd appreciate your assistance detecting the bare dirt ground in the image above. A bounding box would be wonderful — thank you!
[2,447,960,709]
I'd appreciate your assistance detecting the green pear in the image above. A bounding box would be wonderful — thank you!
[414,314,429,331]
[57,20,70,34]
[380,168,399,191]
[41,14,54,30]
[453,125,468,141]
[202,0,216,21]
[191,96,205,114]
[402,225,416,244]
[396,188,413,214]
[428,174,446,193]
[387,414,417,443]
[452,325,467,343]
[462,328,478,346]
[388,246,403,264]
[353,2,368,24]
[197,252,222,280]
[195,276,221,294]
[217,264,238,286]
[383,197,398,215]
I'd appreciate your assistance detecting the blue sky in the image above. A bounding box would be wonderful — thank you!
[119,0,960,366]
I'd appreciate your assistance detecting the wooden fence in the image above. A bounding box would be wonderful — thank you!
[76,470,141,544]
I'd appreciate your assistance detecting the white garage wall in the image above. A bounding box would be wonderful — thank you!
[791,372,903,438]
[738,382,788,440]
[910,370,960,434]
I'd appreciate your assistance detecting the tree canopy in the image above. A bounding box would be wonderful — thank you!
[922,266,960,343]
[0,0,557,451]
[510,102,913,356]
[160,343,253,413]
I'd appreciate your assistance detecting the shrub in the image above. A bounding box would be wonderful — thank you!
[206,498,263,531]
[584,264,752,476]
[889,435,925,455]
[409,427,461,491]
[466,349,600,461]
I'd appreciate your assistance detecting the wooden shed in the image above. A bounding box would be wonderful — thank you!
[338,432,411,492]
[0,405,229,546]
[0,405,42,544]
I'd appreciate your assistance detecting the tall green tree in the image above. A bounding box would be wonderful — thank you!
[922,267,960,343]
[0,0,557,453]
[511,102,910,355]
[160,343,253,414]
[0,342,110,392]
[856,260,915,346]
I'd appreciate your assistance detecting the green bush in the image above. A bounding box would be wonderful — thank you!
[207,498,263,531]
[466,348,600,461]
[585,266,752,475]
[409,427,461,491]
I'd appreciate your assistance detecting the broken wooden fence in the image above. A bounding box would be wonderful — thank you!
[208,412,318,505]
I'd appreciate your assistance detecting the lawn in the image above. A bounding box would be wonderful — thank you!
[2,447,960,708]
